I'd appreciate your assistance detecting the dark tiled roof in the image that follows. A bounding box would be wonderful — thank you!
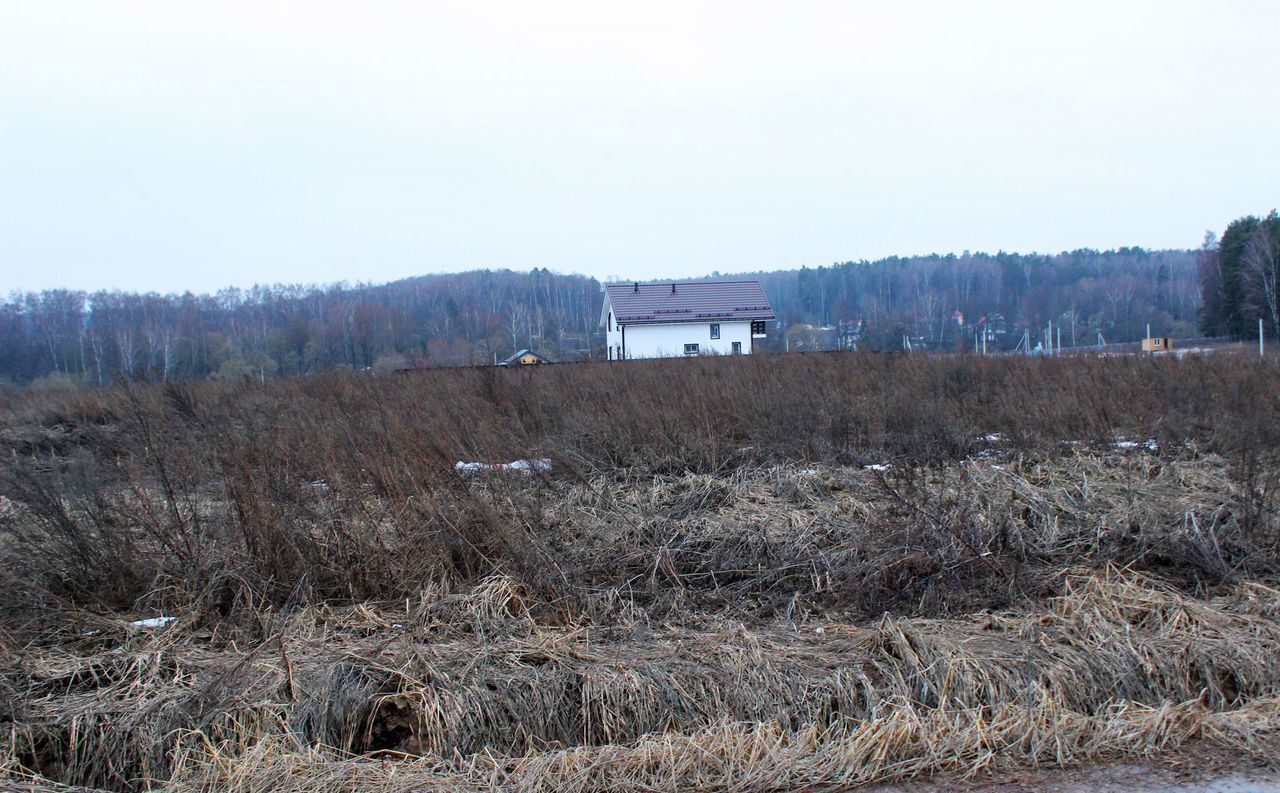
[603,281,775,326]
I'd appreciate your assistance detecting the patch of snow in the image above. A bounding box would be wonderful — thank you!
[129,616,177,629]
[456,458,553,478]
[863,463,891,472]
[309,480,331,493]
[797,468,819,476]
[980,433,1002,443]
[1115,439,1159,452]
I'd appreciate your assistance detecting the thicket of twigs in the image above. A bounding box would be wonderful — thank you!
[1,351,1279,791]
[2,351,1278,620]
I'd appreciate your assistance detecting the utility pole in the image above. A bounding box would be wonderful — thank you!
[1262,318,1266,358]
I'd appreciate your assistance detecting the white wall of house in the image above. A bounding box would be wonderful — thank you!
[607,320,753,359]
[604,304,620,359]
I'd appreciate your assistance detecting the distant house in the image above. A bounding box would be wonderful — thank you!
[976,313,1009,342]
[499,349,552,366]
[600,281,775,360]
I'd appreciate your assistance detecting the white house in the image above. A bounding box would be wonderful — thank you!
[600,281,774,360]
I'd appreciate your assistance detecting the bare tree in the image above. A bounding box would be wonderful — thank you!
[1243,227,1280,336]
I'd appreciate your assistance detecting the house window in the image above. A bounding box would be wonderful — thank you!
[683,343,699,356]
[710,323,720,340]
[608,312,612,332]
[751,320,766,337]
[732,342,742,354]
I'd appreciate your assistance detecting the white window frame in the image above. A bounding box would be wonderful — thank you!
[683,343,699,356]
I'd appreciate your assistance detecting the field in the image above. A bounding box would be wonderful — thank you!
[2,351,1280,791]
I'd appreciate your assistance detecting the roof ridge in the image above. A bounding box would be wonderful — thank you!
[607,279,763,286]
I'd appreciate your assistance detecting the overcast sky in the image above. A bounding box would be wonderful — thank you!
[1,1,1277,295]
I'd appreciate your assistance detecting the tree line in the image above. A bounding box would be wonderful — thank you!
[1,269,602,387]
[750,247,1198,351]
[2,247,1203,387]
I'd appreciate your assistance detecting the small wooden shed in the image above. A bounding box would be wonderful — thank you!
[499,349,552,366]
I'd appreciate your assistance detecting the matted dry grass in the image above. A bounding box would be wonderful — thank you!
[547,449,1275,620]
[163,696,1280,793]
[5,567,1280,791]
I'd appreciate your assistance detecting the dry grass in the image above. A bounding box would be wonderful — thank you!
[163,696,1280,793]
[2,354,1280,791]
[549,450,1276,621]
[5,567,1280,791]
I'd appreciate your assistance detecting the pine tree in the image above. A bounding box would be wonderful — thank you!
[1217,215,1261,338]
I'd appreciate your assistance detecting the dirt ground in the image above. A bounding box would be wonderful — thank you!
[979,767,1280,793]
[871,771,1280,792]
[871,751,1280,793]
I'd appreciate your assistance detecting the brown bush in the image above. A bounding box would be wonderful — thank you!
[0,352,1277,624]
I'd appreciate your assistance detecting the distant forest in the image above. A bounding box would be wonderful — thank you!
[2,248,1203,386]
